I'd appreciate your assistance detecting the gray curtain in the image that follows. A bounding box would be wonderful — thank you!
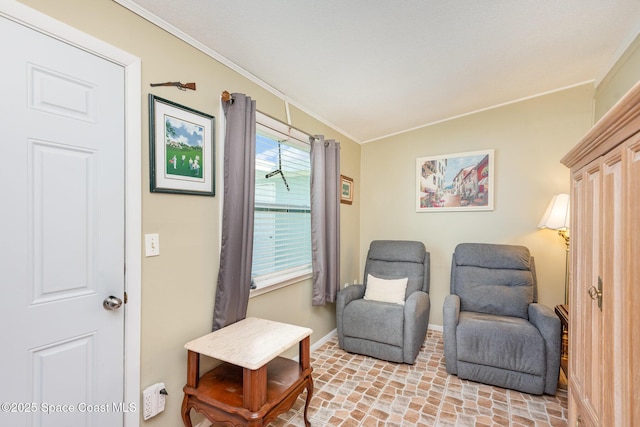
[310,135,341,305]
[212,93,256,330]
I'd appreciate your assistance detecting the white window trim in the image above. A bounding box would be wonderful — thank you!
[249,267,313,297]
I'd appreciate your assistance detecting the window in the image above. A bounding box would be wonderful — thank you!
[251,112,312,294]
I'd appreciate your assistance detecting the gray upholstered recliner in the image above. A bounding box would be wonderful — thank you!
[336,240,431,364]
[443,243,561,395]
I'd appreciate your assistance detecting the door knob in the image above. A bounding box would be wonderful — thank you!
[103,295,123,311]
[587,285,601,299]
[587,276,603,310]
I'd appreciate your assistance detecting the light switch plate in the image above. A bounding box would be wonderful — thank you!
[145,234,160,257]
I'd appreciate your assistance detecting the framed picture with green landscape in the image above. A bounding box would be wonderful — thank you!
[149,94,215,196]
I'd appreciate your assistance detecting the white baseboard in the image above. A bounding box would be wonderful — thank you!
[429,323,443,332]
[292,324,442,362]
[291,328,337,362]
[312,328,337,351]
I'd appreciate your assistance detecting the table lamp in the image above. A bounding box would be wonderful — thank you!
[538,193,570,304]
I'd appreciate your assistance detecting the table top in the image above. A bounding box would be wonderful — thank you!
[184,317,313,370]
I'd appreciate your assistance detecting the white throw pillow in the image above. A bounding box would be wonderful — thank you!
[363,274,408,305]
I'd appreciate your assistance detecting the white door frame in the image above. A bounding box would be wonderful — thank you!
[0,2,142,426]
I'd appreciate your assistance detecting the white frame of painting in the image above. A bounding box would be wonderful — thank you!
[415,149,494,212]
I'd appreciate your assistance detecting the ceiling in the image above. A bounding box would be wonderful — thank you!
[120,0,640,143]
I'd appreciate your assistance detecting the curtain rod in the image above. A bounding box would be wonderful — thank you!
[222,91,317,145]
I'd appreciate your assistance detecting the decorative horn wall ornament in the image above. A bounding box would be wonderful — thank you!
[265,142,290,191]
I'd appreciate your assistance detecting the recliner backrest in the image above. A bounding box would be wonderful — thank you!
[363,240,430,297]
[451,243,537,319]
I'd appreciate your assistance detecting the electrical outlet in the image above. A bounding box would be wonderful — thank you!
[142,385,154,420]
[144,234,160,257]
[142,382,166,420]
[157,384,166,414]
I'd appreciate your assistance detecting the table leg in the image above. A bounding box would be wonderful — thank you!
[182,350,200,427]
[243,365,267,412]
[180,395,193,427]
[299,336,310,370]
[302,376,314,427]
[299,336,313,427]
[186,350,200,388]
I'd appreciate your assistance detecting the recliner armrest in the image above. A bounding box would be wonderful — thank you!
[443,294,461,374]
[337,284,365,306]
[403,291,431,363]
[404,290,430,318]
[528,303,561,394]
[528,303,560,343]
[336,284,365,347]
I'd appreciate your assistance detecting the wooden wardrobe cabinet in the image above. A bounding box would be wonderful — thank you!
[561,82,640,427]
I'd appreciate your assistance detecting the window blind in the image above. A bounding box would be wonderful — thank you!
[252,113,311,286]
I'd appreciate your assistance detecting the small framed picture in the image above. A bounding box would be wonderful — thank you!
[149,94,215,196]
[340,175,354,205]
[416,149,494,212]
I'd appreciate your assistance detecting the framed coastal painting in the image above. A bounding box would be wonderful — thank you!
[149,94,215,196]
[416,149,494,212]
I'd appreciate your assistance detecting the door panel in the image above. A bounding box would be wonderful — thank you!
[569,162,603,427]
[31,334,95,427]
[584,164,603,424]
[28,63,97,122]
[30,139,96,303]
[601,148,623,426]
[625,138,640,427]
[0,16,125,427]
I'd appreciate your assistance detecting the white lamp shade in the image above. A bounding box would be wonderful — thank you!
[538,193,570,230]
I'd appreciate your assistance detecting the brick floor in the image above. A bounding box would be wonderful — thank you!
[274,330,568,427]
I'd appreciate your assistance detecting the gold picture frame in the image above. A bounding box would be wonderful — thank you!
[340,175,353,205]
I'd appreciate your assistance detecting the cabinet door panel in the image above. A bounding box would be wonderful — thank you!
[601,148,623,426]
[569,162,603,426]
[625,137,640,427]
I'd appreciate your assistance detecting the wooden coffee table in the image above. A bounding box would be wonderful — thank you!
[181,317,313,427]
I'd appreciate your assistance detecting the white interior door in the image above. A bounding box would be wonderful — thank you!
[0,16,126,427]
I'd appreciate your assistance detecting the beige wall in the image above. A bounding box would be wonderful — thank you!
[594,35,640,121]
[360,84,594,326]
[17,1,360,426]
[594,33,640,120]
